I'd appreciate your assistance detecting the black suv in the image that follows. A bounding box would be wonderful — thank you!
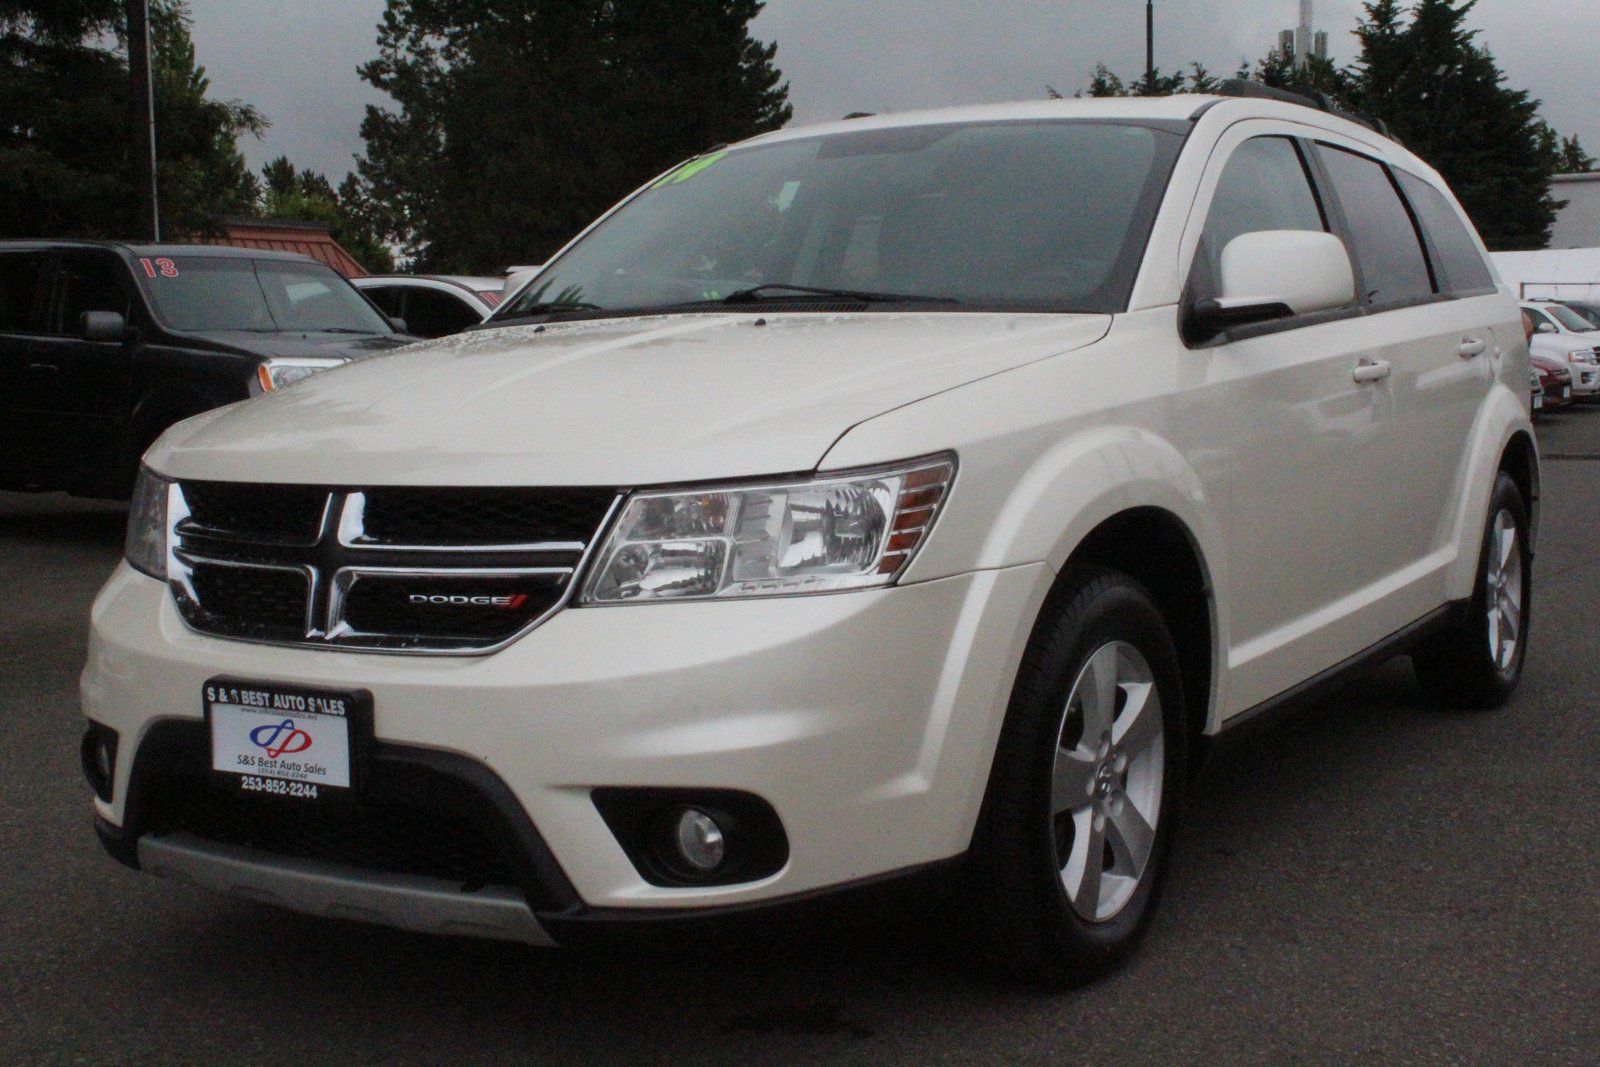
[0,241,415,497]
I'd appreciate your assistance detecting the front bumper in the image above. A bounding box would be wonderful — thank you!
[1567,364,1600,395]
[83,561,1047,929]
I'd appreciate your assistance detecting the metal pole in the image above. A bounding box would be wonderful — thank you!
[127,0,159,240]
[1145,1,1154,93]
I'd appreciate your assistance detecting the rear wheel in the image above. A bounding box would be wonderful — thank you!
[1413,472,1531,709]
[963,566,1186,986]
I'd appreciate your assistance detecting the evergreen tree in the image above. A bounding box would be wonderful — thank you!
[0,0,261,239]
[357,0,791,272]
[1557,134,1595,175]
[1346,0,1557,249]
[1080,0,1571,249]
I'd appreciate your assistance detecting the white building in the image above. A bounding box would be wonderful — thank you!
[1549,173,1600,249]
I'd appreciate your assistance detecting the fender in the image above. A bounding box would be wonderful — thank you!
[1441,380,1539,600]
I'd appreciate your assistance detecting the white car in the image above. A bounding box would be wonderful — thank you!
[1521,301,1600,397]
[352,275,505,338]
[83,86,1536,985]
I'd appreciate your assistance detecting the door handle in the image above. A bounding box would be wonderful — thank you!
[27,362,60,375]
[1352,358,1391,384]
[1458,337,1487,358]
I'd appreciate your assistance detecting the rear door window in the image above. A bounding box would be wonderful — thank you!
[0,252,49,333]
[1394,171,1494,294]
[1316,146,1435,307]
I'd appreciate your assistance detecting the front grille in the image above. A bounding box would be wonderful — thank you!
[181,481,328,544]
[144,774,517,888]
[357,486,615,547]
[338,571,570,646]
[168,482,619,652]
[186,562,309,642]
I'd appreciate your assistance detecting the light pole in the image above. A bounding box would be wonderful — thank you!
[127,0,160,240]
[1145,1,1155,93]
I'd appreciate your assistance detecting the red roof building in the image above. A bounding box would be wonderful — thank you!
[194,217,369,278]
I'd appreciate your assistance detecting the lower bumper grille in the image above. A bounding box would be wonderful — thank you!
[144,774,518,889]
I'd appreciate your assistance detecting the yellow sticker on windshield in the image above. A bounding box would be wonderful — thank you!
[653,151,728,188]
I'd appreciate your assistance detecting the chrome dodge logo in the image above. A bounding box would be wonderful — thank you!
[408,594,529,609]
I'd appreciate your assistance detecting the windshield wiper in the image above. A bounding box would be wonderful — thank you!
[302,326,374,334]
[721,283,958,305]
[491,301,604,324]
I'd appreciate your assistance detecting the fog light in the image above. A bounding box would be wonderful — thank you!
[80,723,119,803]
[674,808,726,872]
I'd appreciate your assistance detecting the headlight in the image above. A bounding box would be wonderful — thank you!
[251,357,348,395]
[581,454,956,604]
[125,467,171,579]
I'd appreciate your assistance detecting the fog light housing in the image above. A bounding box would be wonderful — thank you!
[80,723,119,803]
[592,788,788,887]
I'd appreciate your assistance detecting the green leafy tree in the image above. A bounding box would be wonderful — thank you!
[356,0,791,272]
[253,154,394,272]
[0,0,261,239]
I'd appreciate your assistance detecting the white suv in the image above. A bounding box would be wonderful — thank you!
[83,87,1536,985]
[1521,300,1600,397]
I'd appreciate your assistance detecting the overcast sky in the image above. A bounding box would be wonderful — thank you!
[187,0,1600,182]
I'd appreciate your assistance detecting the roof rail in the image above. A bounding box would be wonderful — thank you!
[1215,78,1396,141]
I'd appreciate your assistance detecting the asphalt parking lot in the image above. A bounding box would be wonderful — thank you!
[3,409,1599,1065]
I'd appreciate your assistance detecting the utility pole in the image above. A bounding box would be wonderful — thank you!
[127,0,160,240]
[1145,1,1155,93]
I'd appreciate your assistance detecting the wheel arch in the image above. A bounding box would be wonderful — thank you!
[1058,507,1218,751]
[1444,384,1538,599]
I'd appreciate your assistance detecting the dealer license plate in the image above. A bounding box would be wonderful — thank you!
[206,679,363,799]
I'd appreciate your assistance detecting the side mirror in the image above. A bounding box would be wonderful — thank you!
[1535,321,1558,334]
[81,310,129,343]
[1188,230,1356,340]
[388,316,409,334]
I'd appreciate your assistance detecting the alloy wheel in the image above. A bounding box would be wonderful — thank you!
[1050,640,1165,923]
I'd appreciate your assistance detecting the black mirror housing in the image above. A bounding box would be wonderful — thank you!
[80,310,129,343]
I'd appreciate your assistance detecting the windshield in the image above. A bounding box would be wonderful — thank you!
[139,256,393,334]
[1546,303,1597,333]
[499,120,1183,318]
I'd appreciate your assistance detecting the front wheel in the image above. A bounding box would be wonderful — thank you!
[963,565,1186,986]
[1413,471,1531,709]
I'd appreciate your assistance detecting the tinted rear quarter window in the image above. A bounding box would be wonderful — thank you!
[1316,145,1434,306]
[1394,171,1494,293]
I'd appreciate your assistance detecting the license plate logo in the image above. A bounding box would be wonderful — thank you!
[208,682,352,790]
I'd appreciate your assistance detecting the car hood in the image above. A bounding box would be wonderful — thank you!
[150,312,1110,486]
[186,329,418,360]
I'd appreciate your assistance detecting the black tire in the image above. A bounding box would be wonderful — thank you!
[962,565,1187,986]
[1413,472,1532,709]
